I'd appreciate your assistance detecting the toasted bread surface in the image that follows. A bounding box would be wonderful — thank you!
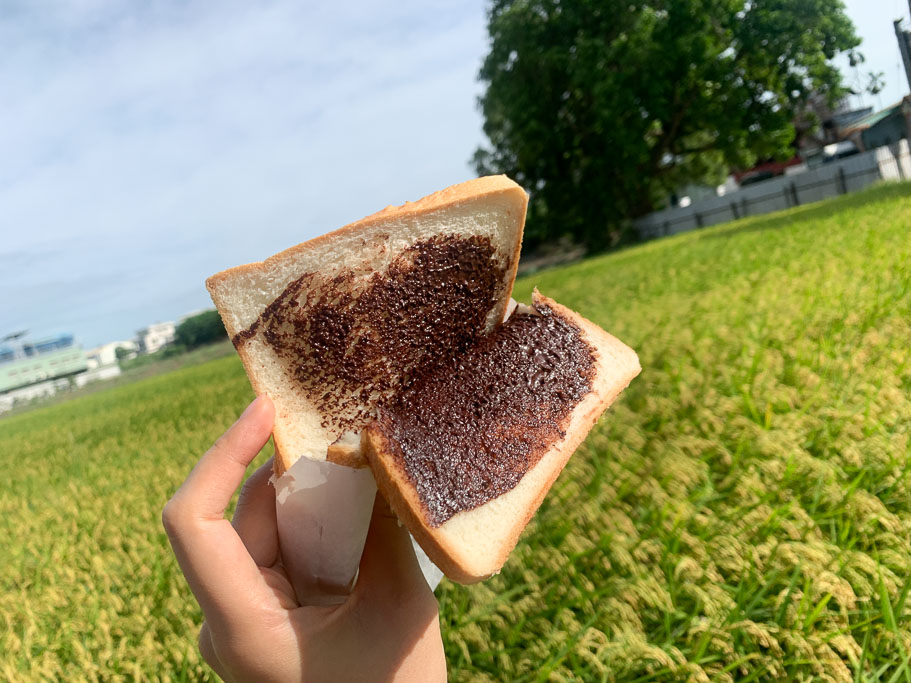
[364,291,640,583]
[206,176,527,474]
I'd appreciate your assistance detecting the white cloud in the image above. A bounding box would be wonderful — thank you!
[1,0,489,344]
[2,0,891,346]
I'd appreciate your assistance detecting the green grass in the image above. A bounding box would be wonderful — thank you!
[2,182,911,681]
[0,356,263,681]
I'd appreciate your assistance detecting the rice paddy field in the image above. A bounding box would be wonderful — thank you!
[2,182,911,681]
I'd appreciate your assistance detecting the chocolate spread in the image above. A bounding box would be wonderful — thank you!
[373,303,596,527]
[233,235,509,433]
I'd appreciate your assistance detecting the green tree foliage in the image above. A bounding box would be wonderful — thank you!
[175,310,226,350]
[474,0,862,248]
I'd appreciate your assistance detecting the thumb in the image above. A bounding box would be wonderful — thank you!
[355,492,433,601]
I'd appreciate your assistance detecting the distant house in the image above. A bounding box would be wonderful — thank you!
[843,98,911,152]
[136,322,176,354]
[85,340,138,368]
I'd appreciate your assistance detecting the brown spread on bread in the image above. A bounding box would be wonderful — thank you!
[372,302,596,527]
[232,235,509,434]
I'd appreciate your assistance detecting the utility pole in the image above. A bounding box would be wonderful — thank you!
[896,19,911,94]
[898,2,911,94]
[901,1,911,146]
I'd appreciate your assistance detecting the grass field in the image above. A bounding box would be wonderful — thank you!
[2,182,911,681]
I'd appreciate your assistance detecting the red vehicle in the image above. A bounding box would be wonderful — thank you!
[733,157,803,186]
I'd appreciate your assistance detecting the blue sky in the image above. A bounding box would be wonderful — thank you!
[2,0,906,347]
[839,0,908,110]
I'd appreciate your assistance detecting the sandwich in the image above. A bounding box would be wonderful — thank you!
[206,175,640,583]
[207,176,526,472]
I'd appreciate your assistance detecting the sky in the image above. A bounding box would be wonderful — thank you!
[839,0,909,110]
[2,0,908,348]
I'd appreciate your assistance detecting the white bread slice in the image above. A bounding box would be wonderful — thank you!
[363,291,640,584]
[206,176,527,474]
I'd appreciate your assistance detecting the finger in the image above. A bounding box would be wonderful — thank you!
[176,396,275,520]
[355,492,433,601]
[163,396,279,626]
[232,457,279,567]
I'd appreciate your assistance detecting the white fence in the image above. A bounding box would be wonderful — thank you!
[634,140,911,240]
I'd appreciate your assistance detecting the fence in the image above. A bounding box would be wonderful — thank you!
[634,140,911,240]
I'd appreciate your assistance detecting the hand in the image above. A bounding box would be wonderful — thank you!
[162,396,446,682]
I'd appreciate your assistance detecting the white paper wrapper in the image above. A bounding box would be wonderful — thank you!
[412,537,444,590]
[273,455,443,605]
[274,456,377,605]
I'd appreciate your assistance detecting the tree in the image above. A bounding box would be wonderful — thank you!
[474,0,862,248]
[175,310,226,349]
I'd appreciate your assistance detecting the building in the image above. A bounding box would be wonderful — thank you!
[0,332,132,414]
[85,340,138,368]
[843,98,911,152]
[136,322,176,354]
[0,332,88,394]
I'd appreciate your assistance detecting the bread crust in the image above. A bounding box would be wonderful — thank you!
[206,176,527,476]
[364,291,640,583]
[363,428,471,580]
[206,175,524,323]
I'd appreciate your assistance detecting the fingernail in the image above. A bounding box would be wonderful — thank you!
[241,396,261,418]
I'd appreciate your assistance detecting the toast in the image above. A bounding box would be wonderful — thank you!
[363,291,640,583]
[206,176,527,474]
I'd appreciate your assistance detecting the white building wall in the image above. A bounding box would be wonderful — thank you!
[86,341,138,367]
[136,322,176,354]
[74,364,121,387]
